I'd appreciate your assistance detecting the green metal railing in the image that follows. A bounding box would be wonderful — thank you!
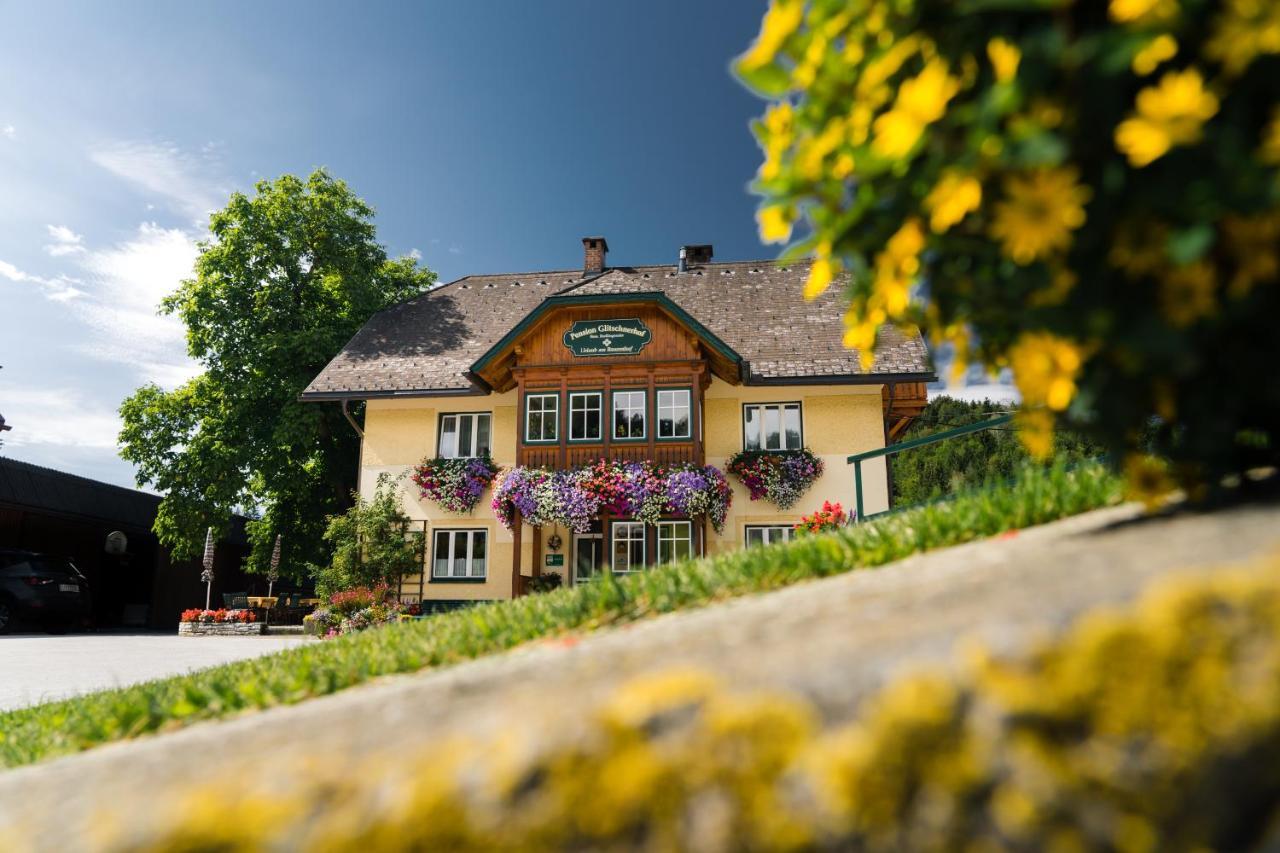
[847,414,1014,521]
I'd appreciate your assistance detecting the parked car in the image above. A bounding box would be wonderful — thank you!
[0,549,92,633]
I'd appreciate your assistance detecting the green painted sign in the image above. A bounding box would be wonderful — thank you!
[545,554,565,567]
[562,318,652,357]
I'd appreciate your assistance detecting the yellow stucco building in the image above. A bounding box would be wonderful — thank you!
[305,238,932,610]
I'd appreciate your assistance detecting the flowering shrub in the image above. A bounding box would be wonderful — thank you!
[179,608,257,624]
[795,500,850,535]
[736,1,1280,493]
[305,583,412,637]
[411,454,499,514]
[492,460,732,533]
[726,448,824,509]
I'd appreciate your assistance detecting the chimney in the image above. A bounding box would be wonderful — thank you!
[582,236,608,275]
[678,244,713,273]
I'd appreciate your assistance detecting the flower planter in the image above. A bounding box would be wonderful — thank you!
[178,621,265,636]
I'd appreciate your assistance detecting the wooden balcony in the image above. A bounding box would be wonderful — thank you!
[518,441,699,469]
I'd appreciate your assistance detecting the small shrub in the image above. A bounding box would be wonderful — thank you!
[309,473,424,597]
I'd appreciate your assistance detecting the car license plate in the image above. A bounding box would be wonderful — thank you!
[59,584,79,593]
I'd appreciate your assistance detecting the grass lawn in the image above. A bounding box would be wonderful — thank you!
[0,462,1121,770]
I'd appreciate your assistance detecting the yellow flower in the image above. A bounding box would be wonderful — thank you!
[924,170,982,233]
[805,252,838,300]
[871,58,959,159]
[1261,108,1280,165]
[1205,0,1280,76]
[1222,212,1280,297]
[1123,453,1176,511]
[1014,408,1056,460]
[987,38,1021,84]
[757,101,794,180]
[757,205,793,244]
[1028,267,1077,308]
[1009,332,1084,412]
[1159,261,1217,327]
[1115,68,1219,167]
[738,0,804,73]
[1110,0,1179,25]
[1132,34,1177,75]
[990,168,1092,264]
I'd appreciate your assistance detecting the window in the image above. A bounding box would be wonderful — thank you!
[611,522,646,573]
[657,521,693,564]
[613,390,646,440]
[743,403,802,451]
[438,413,491,458]
[569,392,603,441]
[525,393,559,442]
[432,529,487,580]
[656,389,691,439]
[745,525,794,548]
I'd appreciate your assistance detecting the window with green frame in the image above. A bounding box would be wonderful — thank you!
[656,389,691,439]
[524,393,559,442]
[569,391,603,441]
[612,390,646,440]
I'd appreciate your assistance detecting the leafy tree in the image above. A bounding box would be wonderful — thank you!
[890,397,1099,506]
[119,171,434,577]
[309,474,424,597]
[735,1,1280,498]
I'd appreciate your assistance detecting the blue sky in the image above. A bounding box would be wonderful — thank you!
[0,1,1009,489]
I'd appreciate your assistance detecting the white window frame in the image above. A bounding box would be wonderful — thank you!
[612,390,647,440]
[610,521,646,574]
[743,402,803,451]
[524,393,559,443]
[569,391,603,442]
[656,389,692,439]
[438,412,491,459]
[431,529,488,579]
[656,520,693,564]
[745,525,794,548]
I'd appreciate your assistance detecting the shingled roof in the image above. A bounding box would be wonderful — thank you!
[302,258,933,399]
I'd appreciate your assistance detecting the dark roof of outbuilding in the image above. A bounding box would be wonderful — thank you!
[302,259,934,399]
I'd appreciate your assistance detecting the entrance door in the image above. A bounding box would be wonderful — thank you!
[573,533,603,585]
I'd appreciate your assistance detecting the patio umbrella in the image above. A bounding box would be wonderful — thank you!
[267,534,281,599]
[201,527,215,610]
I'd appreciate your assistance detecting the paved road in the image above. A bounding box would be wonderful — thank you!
[0,633,308,711]
[3,500,1279,847]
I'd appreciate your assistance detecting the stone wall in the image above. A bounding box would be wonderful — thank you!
[178,621,264,636]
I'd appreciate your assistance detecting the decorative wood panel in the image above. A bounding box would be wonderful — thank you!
[516,305,701,369]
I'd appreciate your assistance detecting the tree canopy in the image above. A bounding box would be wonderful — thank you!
[119,170,434,577]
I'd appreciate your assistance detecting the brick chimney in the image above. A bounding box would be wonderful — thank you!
[582,236,608,275]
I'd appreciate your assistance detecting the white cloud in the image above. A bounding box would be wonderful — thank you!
[0,257,87,301]
[448,244,462,255]
[0,386,122,450]
[44,224,85,257]
[89,140,229,224]
[69,222,200,387]
[1,124,14,140]
[407,247,422,261]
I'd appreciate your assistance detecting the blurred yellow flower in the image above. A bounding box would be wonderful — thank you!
[1123,454,1176,511]
[990,168,1091,264]
[1132,34,1177,75]
[1028,267,1077,308]
[738,0,804,73]
[1205,0,1280,76]
[986,38,1021,84]
[1261,108,1280,165]
[1110,0,1179,25]
[1115,68,1219,167]
[757,205,793,244]
[1159,261,1217,327]
[1014,408,1056,460]
[1009,332,1084,412]
[924,170,982,233]
[871,59,959,159]
[805,252,837,301]
[1222,212,1280,297]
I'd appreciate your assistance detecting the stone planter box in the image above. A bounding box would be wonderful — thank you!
[178,621,264,636]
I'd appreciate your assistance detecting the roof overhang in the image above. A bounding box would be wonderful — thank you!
[742,370,938,386]
[469,291,744,390]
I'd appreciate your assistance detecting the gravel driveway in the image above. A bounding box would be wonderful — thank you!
[0,633,308,711]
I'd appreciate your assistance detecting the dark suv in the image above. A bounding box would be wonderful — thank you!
[0,549,92,633]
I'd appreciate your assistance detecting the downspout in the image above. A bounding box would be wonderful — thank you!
[342,399,365,497]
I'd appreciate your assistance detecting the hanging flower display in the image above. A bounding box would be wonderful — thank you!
[491,459,731,534]
[411,454,500,514]
[725,448,824,509]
